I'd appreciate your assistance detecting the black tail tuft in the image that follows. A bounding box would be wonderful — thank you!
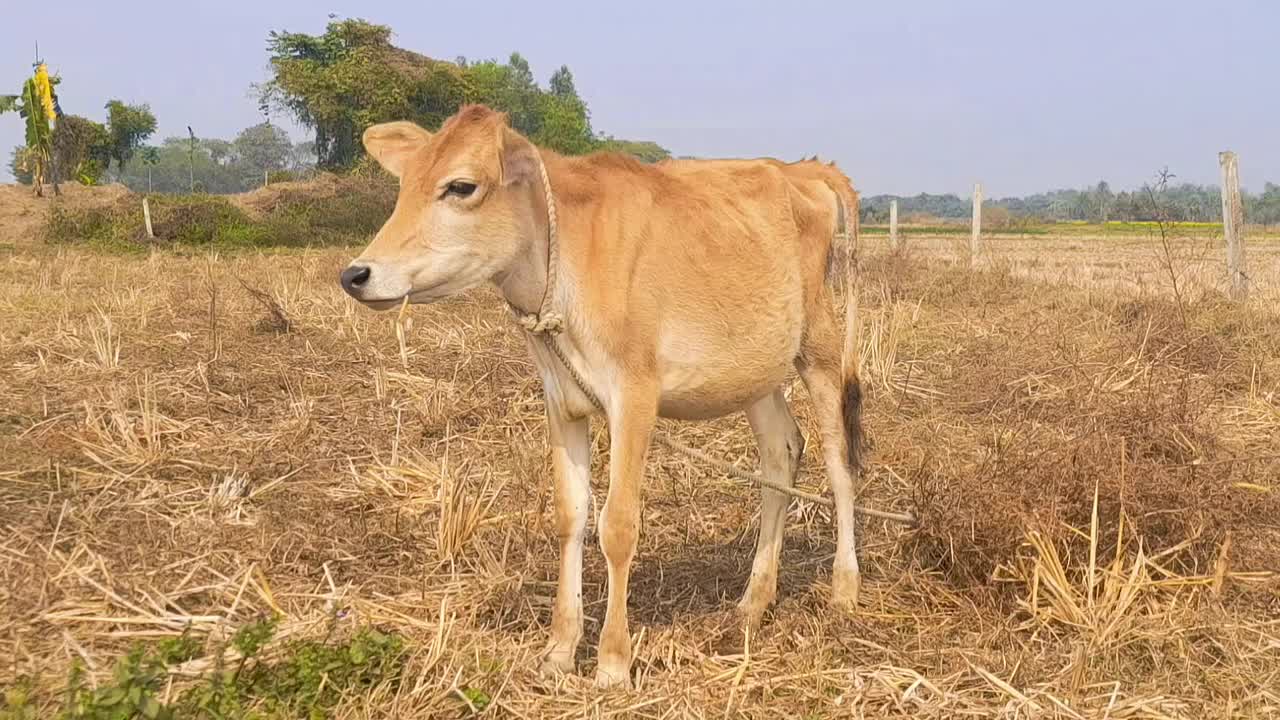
[841,376,864,471]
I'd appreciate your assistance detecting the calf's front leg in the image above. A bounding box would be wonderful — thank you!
[539,407,591,677]
[594,383,658,689]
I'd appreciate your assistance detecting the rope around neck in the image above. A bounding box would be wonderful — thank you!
[505,151,917,527]
[511,153,564,335]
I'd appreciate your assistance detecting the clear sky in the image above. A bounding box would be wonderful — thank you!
[2,0,1276,196]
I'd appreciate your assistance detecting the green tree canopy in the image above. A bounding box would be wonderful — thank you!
[104,100,157,171]
[258,19,468,168]
[597,137,671,164]
[258,18,666,167]
[52,115,111,184]
[234,122,293,173]
[549,65,578,100]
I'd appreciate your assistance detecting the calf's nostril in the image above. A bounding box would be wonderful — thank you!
[340,265,372,293]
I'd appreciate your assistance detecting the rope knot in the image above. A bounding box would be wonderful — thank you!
[516,311,564,335]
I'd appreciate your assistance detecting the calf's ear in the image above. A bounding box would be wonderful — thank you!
[498,126,541,187]
[362,121,433,179]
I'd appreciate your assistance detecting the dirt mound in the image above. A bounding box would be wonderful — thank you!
[0,182,130,246]
[227,172,348,219]
[36,172,396,249]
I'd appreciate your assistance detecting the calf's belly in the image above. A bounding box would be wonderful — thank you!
[655,325,800,421]
[651,259,806,420]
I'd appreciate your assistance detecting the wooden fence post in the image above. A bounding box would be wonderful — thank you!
[889,199,899,250]
[142,198,154,239]
[970,183,982,268]
[1218,151,1248,301]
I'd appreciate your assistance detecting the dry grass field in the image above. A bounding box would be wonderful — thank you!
[2,220,1279,717]
[908,230,1280,306]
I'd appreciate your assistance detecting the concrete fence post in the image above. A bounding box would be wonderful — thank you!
[970,183,982,268]
[1218,151,1248,301]
[889,199,899,250]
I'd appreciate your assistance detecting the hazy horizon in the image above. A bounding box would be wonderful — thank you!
[3,0,1277,196]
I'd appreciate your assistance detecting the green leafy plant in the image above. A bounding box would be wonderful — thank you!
[57,633,196,720]
[1,620,406,720]
[459,687,491,713]
[175,621,405,719]
[1,677,38,720]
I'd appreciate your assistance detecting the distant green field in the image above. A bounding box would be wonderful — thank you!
[862,225,1045,236]
[863,221,1280,238]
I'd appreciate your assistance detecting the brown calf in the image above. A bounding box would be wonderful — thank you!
[340,105,863,689]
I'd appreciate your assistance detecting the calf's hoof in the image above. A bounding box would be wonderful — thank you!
[593,659,632,690]
[831,567,861,612]
[735,595,770,631]
[538,651,576,679]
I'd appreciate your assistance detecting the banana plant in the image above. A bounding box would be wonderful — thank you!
[1,62,62,196]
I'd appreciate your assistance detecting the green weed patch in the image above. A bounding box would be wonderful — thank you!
[2,620,406,720]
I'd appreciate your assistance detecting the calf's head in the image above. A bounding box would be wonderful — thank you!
[340,106,545,309]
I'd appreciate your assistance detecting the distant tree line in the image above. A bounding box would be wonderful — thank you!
[862,180,1280,226]
[11,114,315,194]
[111,123,317,194]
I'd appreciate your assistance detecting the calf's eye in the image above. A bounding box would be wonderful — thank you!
[444,181,477,198]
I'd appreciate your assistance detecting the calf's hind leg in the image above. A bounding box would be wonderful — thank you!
[738,387,805,625]
[795,311,863,610]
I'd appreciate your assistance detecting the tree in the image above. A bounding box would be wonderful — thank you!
[288,140,318,171]
[1094,180,1113,222]
[203,139,234,165]
[140,146,160,192]
[534,94,595,155]
[258,17,658,168]
[1254,182,1280,226]
[508,52,535,88]
[52,115,111,184]
[549,65,578,100]
[8,146,34,184]
[259,18,467,168]
[233,122,293,180]
[597,136,671,163]
[104,100,158,171]
[535,64,598,154]
[462,57,543,138]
